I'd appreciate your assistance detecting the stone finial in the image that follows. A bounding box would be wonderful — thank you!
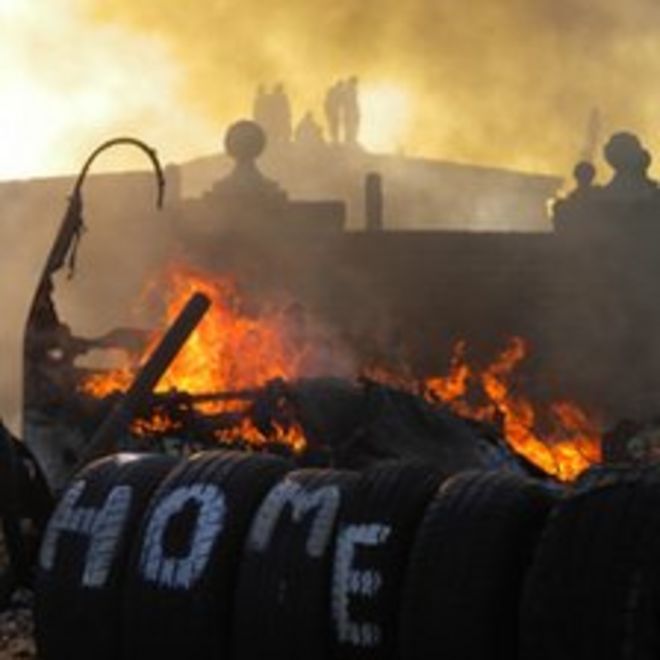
[211,120,286,200]
[225,120,267,164]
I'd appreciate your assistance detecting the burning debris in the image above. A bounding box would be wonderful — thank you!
[424,337,601,480]
[73,263,601,482]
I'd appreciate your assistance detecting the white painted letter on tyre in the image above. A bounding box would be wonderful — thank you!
[332,523,391,648]
[39,479,133,589]
[140,483,225,590]
[248,478,341,558]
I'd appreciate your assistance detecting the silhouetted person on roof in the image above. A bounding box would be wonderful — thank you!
[324,81,343,143]
[294,112,324,147]
[270,83,292,144]
[343,76,361,145]
[252,85,269,129]
[252,84,292,145]
[552,161,600,231]
[553,132,660,231]
[602,131,657,200]
[572,161,597,198]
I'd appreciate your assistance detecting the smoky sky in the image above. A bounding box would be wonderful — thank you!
[84,0,660,175]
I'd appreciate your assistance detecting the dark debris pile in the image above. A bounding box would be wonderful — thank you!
[0,591,35,659]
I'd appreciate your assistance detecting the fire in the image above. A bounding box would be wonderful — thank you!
[149,270,297,395]
[83,263,311,450]
[83,264,601,479]
[84,263,301,398]
[425,339,472,415]
[425,337,601,481]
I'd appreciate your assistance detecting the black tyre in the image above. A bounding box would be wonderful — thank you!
[400,470,558,660]
[122,449,291,659]
[34,452,178,660]
[0,424,53,599]
[234,468,359,659]
[330,461,447,660]
[520,465,660,660]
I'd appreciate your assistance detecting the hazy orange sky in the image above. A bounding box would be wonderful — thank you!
[2,0,660,179]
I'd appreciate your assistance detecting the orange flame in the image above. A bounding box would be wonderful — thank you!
[426,337,601,481]
[82,263,311,450]
[426,339,470,402]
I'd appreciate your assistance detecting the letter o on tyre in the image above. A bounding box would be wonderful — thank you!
[122,449,291,659]
[400,470,559,660]
[330,461,448,660]
[34,452,178,660]
[520,465,660,660]
[234,468,359,659]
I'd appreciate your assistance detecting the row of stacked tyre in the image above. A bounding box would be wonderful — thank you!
[35,450,660,659]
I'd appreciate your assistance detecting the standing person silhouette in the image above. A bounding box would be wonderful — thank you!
[343,76,361,145]
[252,85,268,128]
[324,81,343,143]
[602,132,656,200]
[294,112,324,147]
[271,83,292,144]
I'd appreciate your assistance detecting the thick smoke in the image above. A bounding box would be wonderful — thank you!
[84,0,660,175]
[3,0,660,435]
[0,0,217,179]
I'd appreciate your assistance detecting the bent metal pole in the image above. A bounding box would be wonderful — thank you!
[76,291,211,471]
